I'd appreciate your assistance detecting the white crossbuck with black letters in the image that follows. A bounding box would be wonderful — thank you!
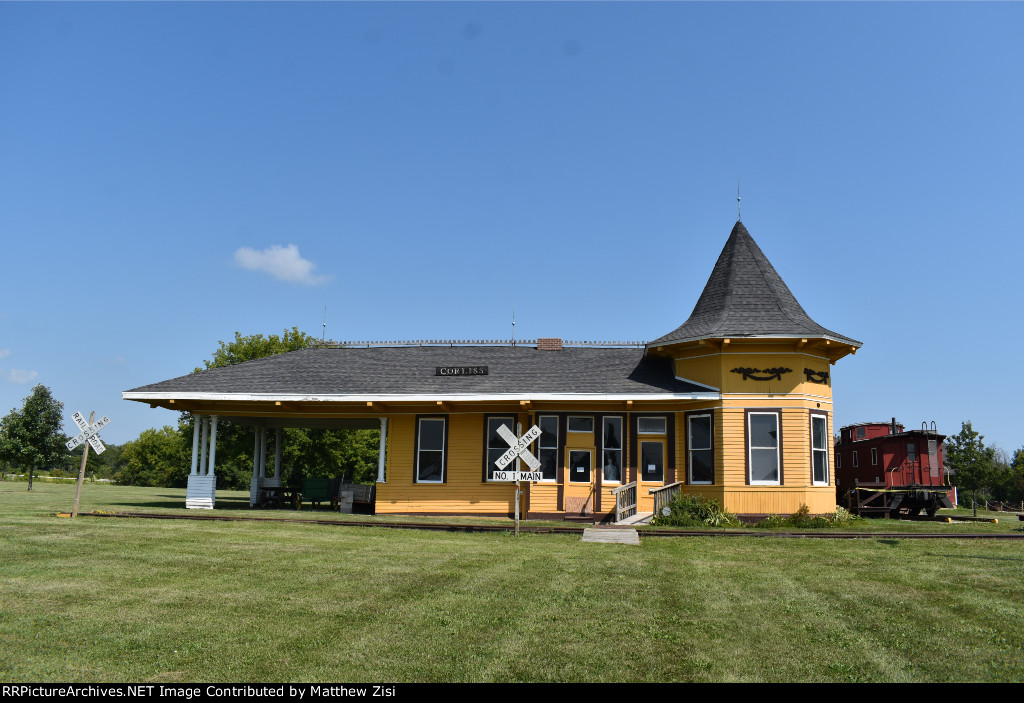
[492,423,543,482]
[65,411,111,455]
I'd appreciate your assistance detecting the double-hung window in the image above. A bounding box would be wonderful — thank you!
[537,415,559,481]
[485,416,517,481]
[748,411,781,485]
[688,413,714,484]
[602,416,623,483]
[811,413,829,485]
[416,417,446,483]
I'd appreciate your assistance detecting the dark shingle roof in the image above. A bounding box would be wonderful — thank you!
[124,346,715,399]
[650,221,861,346]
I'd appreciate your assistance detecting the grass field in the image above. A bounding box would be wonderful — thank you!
[1,482,1022,682]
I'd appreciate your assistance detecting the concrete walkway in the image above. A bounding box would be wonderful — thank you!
[581,527,640,545]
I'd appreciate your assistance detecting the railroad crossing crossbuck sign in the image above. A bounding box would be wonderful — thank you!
[491,423,543,481]
[65,411,111,455]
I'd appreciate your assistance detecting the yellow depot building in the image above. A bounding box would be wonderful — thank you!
[124,220,861,521]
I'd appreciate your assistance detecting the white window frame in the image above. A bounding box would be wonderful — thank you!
[637,416,667,435]
[852,451,859,468]
[810,413,829,486]
[748,411,781,486]
[536,414,559,483]
[567,416,594,433]
[687,413,714,485]
[416,417,446,484]
[871,447,878,466]
[485,415,517,483]
[601,415,623,485]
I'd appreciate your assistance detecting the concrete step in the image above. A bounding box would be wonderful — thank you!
[581,528,640,545]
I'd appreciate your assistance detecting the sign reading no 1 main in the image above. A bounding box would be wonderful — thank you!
[66,411,111,455]
[492,423,542,481]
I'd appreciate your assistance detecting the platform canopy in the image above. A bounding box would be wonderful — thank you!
[122,345,719,415]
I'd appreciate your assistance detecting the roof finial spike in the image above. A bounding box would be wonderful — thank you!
[737,179,742,222]
[512,306,516,347]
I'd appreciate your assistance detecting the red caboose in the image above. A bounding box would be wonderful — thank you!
[835,419,955,517]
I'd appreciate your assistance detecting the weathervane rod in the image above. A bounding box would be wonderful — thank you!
[737,179,742,222]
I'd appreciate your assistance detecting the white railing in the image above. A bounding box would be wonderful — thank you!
[611,482,637,523]
[649,481,684,517]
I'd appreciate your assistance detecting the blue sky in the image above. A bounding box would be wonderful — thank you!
[1,2,1022,455]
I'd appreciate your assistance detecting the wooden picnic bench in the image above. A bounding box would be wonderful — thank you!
[291,477,377,512]
[296,478,333,510]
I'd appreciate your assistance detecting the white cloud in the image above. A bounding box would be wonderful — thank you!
[233,244,331,285]
[3,368,39,384]
[0,349,10,360]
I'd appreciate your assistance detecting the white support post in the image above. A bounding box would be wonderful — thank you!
[190,420,200,475]
[199,418,209,475]
[208,416,218,476]
[186,416,217,510]
[250,428,261,508]
[274,428,283,479]
[377,417,388,483]
[259,428,268,479]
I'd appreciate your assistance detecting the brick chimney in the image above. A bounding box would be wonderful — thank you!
[537,338,563,351]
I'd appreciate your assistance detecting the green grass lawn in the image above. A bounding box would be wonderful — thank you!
[1,482,1022,682]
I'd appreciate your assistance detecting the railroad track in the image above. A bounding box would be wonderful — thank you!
[80,511,1024,539]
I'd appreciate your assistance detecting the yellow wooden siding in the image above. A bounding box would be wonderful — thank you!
[674,345,834,399]
[673,355,722,389]
[676,486,837,514]
[375,398,837,516]
[377,414,520,515]
[720,407,746,485]
[528,483,560,513]
[721,487,837,514]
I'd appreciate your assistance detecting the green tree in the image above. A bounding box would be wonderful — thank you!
[175,329,380,491]
[945,421,996,516]
[175,328,318,489]
[0,385,67,491]
[117,426,190,487]
[992,447,1024,506]
[198,327,314,372]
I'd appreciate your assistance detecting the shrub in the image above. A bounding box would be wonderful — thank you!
[651,493,740,528]
[755,504,861,529]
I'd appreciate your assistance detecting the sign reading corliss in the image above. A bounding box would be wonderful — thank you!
[435,366,488,376]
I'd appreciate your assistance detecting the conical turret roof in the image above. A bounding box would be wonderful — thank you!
[650,221,861,347]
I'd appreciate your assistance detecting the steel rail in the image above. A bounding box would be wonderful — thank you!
[79,511,1024,539]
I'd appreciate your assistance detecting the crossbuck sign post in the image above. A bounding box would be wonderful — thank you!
[65,410,111,518]
[493,423,543,536]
